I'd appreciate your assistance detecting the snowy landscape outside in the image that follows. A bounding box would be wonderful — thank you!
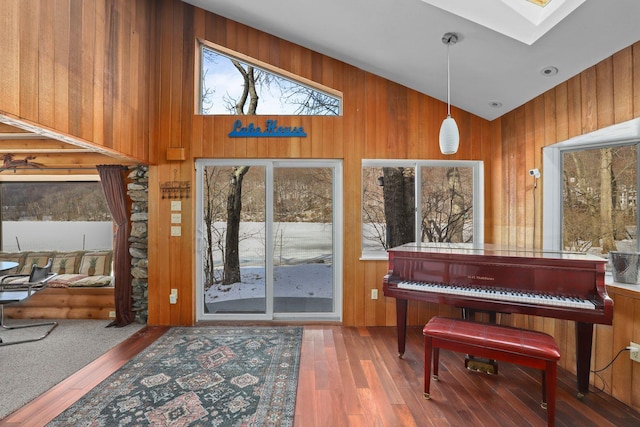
[2,221,113,252]
[204,222,334,305]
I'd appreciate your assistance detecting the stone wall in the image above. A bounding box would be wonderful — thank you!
[128,166,148,323]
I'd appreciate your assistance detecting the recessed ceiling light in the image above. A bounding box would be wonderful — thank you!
[489,101,503,108]
[540,66,559,76]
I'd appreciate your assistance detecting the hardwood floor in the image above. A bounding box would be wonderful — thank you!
[2,325,639,426]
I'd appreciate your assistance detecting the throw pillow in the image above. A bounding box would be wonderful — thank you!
[52,252,82,275]
[78,251,112,276]
[19,252,54,274]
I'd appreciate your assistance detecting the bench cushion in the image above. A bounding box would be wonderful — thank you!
[423,317,560,361]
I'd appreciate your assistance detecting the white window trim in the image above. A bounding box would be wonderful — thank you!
[361,159,484,260]
[542,117,640,251]
[195,159,343,322]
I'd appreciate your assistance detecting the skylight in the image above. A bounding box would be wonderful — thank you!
[527,0,553,6]
[421,0,585,45]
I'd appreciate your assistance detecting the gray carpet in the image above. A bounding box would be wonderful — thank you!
[0,319,145,419]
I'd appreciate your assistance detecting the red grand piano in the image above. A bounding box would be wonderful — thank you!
[383,243,613,397]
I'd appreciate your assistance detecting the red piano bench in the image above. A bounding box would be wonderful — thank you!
[423,316,561,427]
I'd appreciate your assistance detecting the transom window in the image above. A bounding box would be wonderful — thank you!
[198,42,342,116]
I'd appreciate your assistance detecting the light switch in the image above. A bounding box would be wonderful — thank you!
[171,213,182,224]
[170,226,181,236]
[171,201,181,211]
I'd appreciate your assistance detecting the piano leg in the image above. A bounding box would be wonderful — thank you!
[575,322,594,399]
[396,298,408,358]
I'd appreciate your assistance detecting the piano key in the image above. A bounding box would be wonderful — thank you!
[397,280,597,310]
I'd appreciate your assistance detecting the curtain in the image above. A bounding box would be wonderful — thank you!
[97,165,134,327]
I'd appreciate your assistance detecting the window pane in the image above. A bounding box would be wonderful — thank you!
[202,166,266,314]
[200,46,341,116]
[0,181,112,251]
[362,161,481,257]
[273,167,333,313]
[362,166,388,254]
[421,166,474,244]
[562,145,637,257]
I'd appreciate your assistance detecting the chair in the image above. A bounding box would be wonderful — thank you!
[0,258,58,346]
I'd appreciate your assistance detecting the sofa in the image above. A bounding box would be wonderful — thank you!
[0,250,115,320]
[0,250,113,288]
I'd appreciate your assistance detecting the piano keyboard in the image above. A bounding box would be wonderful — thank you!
[397,281,597,310]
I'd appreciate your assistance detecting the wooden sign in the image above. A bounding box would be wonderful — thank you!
[228,119,307,138]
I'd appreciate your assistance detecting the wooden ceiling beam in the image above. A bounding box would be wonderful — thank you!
[0,140,90,153]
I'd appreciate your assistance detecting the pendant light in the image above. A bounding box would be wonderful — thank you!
[439,32,460,155]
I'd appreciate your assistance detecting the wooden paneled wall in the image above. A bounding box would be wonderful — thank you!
[146,0,494,328]
[495,42,640,411]
[0,0,153,163]
[3,0,639,410]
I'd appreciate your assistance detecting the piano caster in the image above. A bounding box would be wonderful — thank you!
[432,375,439,381]
[541,402,547,410]
[577,392,585,400]
[398,352,404,359]
[423,392,430,400]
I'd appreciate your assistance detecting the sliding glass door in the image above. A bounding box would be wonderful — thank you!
[196,160,342,321]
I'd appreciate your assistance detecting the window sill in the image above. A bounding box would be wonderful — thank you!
[605,272,640,299]
[359,254,388,262]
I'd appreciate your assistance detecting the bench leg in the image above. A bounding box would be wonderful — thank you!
[433,347,440,380]
[546,361,557,427]
[424,336,432,399]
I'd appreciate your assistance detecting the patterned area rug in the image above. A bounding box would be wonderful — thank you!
[48,326,303,427]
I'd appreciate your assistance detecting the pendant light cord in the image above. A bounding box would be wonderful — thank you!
[447,42,451,116]
[442,33,458,116]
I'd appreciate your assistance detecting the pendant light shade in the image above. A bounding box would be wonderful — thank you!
[439,32,460,155]
[439,115,459,155]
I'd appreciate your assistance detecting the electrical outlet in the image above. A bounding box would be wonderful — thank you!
[108,311,116,318]
[371,289,378,300]
[630,342,640,363]
[170,289,178,304]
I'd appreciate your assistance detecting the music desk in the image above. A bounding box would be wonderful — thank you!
[0,261,58,346]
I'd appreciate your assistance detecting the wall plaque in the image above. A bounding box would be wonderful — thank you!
[228,119,307,138]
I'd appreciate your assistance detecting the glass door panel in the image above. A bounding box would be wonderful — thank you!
[273,167,334,313]
[202,165,266,314]
[197,160,341,321]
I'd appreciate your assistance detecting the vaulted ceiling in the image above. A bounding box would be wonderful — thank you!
[185,0,640,120]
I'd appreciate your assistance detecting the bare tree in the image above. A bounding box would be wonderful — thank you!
[563,146,636,253]
[219,60,258,285]
[421,167,471,243]
[382,167,415,248]
[223,166,251,284]
[600,148,616,253]
[202,168,228,287]
[361,166,473,250]
[202,53,340,285]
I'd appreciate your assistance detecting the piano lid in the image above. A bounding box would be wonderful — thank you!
[387,242,607,263]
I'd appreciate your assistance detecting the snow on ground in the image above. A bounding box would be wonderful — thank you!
[205,263,333,303]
